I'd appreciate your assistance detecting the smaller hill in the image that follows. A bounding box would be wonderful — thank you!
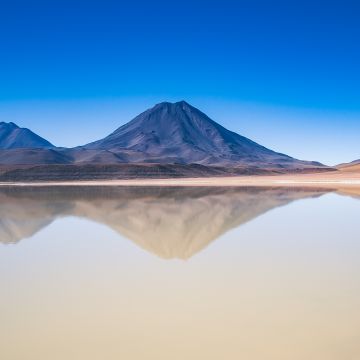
[336,159,360,172]
[0,122,54,149]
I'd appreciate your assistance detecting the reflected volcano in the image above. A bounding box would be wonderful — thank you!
[0,186,332,258]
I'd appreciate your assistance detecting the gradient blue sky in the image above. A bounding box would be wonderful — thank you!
[0,0,359,165]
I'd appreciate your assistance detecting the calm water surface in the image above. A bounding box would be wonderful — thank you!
[0,186,360,360]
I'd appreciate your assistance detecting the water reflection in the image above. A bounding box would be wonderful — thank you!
[0,186,332,258]
[1,186,360,360]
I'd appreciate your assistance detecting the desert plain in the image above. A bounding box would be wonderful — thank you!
[0,166,359,195]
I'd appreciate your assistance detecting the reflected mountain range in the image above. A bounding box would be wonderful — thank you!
[0,186,335,259]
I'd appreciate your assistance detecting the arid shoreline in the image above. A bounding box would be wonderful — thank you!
[1,171,360,189]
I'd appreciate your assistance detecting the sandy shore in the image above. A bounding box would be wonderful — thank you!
[1,170,360,189]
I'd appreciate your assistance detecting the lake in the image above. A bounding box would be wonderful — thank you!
[1,186,360,360]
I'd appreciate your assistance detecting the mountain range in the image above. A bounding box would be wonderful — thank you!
[0,101,339,176]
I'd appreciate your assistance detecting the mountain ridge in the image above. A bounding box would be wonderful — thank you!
[337,159,360,168]
[0,101,330,172]
[0,122,54,149]
[336,159,360,172]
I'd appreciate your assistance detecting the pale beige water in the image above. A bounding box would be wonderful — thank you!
[0,186,360,360]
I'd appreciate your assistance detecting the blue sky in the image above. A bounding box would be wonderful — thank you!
[0,0,359,165]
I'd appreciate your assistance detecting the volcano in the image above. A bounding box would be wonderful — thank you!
[83,101,323,169]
